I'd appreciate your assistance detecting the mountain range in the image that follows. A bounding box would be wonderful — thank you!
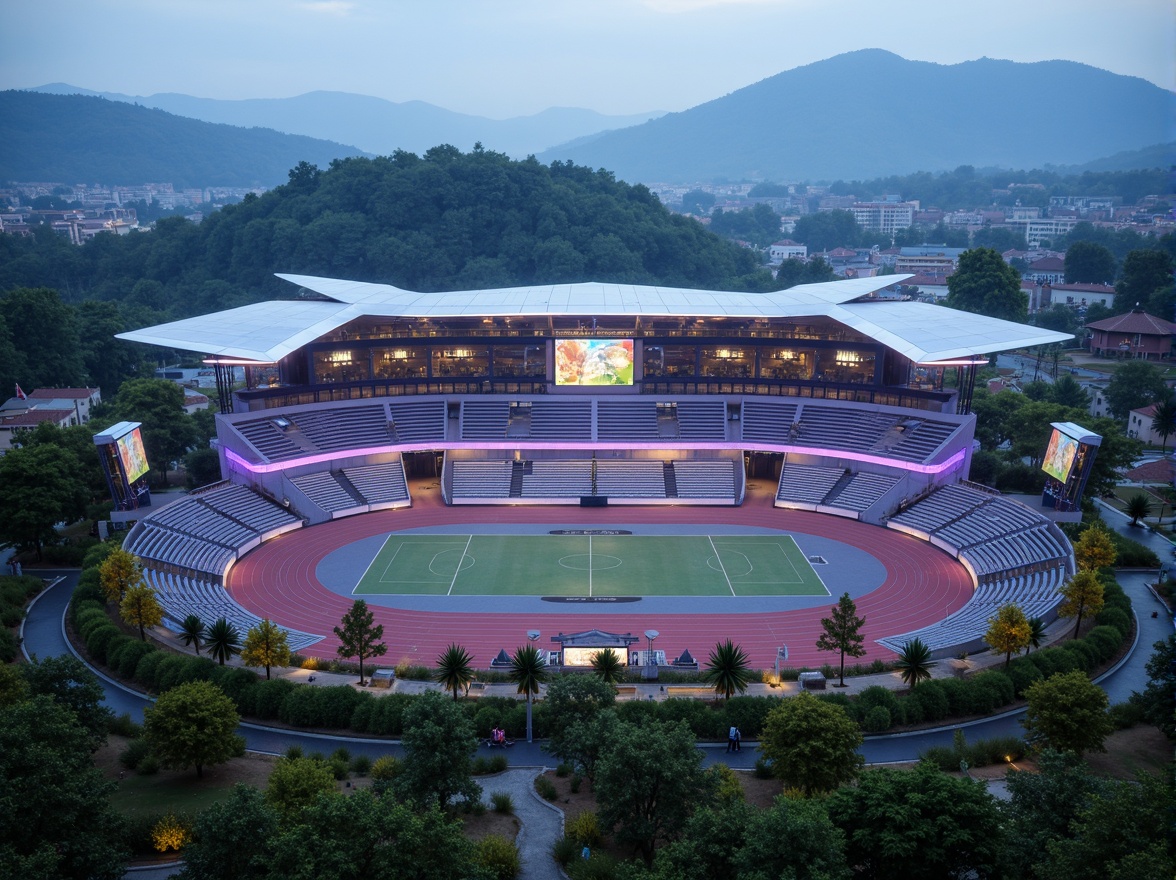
[539,49,1176,182]
[27,84,663,160]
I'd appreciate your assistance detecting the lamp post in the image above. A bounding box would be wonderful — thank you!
[526,629,540,743]
[774,644,789,684]
[644,629,659,669]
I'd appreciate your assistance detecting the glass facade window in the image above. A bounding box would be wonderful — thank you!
[760,348,815,381]
[493,344,547,378]
[643,345,697,378]
[371,347,428,380]
[432,346,489,378]
[700,346,754,378]
[821,350,876,384]
[313,349,371,384]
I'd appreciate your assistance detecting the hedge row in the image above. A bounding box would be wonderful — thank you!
[0,575,44,662]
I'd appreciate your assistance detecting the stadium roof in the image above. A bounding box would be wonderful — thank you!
[116,273,1072,366]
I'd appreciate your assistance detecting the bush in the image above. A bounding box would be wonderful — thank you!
[534,775,557,801]
[567,851,618,880]
[108,712,143,738]
[152,654,192,692]
[327,757,349,780]
[490,791,514,814]
[967,736,1025,767]
[552,835,580,867]
[488,754,508,773]
[236,678,296,720]
[862,705,892,732]
[278,684,364,729]
[1095,606,1132,641]
[284,745,304,760]
[207,665,259,702]
[370,755,402,781]
[555,762,571,778]
[906,680,949,722]
[857,685,901,716]
[566,810,602,847]
[570,774,581,793]
[1108,700,1146,730]
[119,737,153,770]
[918,746,958,772]
[1061,641,1098,673]
[1005,657,1044,698]
[1085,626,1125,664]
[137,754,161,775]
[117,641,155,679]
[105,634,136,669]
[476,834,520,880]
[331,747,351,764]
[134,650,168,689]
[970,671,1015,711]
[350,754,371,776]
[85,624,120,660]
[753,756,774,779]
[0,629,18,663]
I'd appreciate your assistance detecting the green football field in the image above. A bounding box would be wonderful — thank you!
[352,533,828,597]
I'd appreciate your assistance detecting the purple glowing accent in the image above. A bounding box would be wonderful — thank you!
[225,442,967,476]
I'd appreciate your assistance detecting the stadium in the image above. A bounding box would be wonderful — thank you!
[111,272,1077,672]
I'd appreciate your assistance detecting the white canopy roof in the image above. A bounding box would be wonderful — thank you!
[116,273,1072,365]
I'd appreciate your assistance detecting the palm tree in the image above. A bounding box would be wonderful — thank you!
[1151,398,1176,452]
[205,617,241,666]
[702,639,752,701]
[1125,492,1152,527]
[508,645,547,743]
[435,643,474,701]
[894,638,933,689]
[590,649,624,685]
[1024,617,1047,654]
[178,614,206,655]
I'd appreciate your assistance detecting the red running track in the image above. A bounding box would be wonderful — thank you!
[229,486,973,670]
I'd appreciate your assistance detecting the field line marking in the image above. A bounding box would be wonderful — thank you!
[588,535,593,597]
[446,535,474,597]
[353,535,394,593]
[708,535,736,597]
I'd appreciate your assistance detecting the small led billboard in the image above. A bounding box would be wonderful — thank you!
[555,339,634,386]
[1042,427,1080,483]
[116,426,150,484]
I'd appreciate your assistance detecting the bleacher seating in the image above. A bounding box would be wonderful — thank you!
[387,400,447,443]
[451,460,514,499]
[675,401,727,440]
[146,568,323,652]
[888,483,991,536]
[824,471,900,512]
[740,400,799,443]
[126,523,237,579]
[529,401,593,441]
[597,400,659,441]
[289,472,361,515]
[197,483,302,536]
[521,460,593,497]
[342,460,410,506]
[235,417,307,461]
[461,401,510,439]
[775,463,845,505]
[293,404,389,451]
[793,406,898,455]
[594,460,666,498]
[673,460,738,499]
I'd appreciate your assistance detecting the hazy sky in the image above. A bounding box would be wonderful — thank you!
[2,0,1172,118]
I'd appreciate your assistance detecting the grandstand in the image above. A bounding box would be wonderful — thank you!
[113,274,1074,665]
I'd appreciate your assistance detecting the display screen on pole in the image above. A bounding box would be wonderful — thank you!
[554,339,634,386]
[115,426,150,484]
[1041,427,1080,483]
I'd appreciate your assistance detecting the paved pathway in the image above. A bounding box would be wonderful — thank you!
[479,769,563,880]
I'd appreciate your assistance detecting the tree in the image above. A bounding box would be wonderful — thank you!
[178,613,206,655]
[544,674,617,769]
[759,691,864,796]
[894,637,934,688]
[984,602,1031,669]
[1039,771,1175,880]
[1026,616,1047,654]
[734,796,851,880]
[106,378,197,485]
[334,599,386,685]
[816,592,867,687]
[827,762,1003,880]
[0,286,85,388]
[1114,248,1174,312]
[176,784,279,880]
[945,247,1027,322]
[1057,570,1105,639]
[590,648,624,684]
[1150,398,1176,451]
[1064,241,1116,284]
[434,642,474,700]
[551,710,620,785]
[594,718,712,866]
[0,443,88,559]
[205,617,242,665]
[1049,374,1090,410]
[265,756,338,823]
[702,638,753,701]
[1131,633,1176,739]
[792,210,861,253]
[1023,670,1113,754]
[394,690,481,809]
[241,618,292,680]
[1072,523,1117,572]
[1124,492,1152,526]
[507,644,546,743]
[1104,359,1169,420]
[184,446,223,489]
[0,696,128,880]
[21,654,112,745]
[144,679,244,778]
[120,581,164,641]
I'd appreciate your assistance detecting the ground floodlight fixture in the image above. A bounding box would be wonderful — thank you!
[644,629,659,665]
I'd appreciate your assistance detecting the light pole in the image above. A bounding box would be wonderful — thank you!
[643,629,659,679]
[526,629,540,743]
[774,644,789,684]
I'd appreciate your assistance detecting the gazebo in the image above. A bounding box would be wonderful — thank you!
[1086,307,1176,360]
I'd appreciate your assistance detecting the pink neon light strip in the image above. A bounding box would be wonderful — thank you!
[225,443,967,476]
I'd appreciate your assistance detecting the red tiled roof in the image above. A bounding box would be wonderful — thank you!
[27,387,97,399]
[1028,257,1065,271]
[1086,310,1176,335]
[1124,458,1176,483]
[0,409,73,428]
[1048,282,1114,294]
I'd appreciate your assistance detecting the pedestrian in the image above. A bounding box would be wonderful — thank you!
[734,726,741,752]
[727,724,737,753]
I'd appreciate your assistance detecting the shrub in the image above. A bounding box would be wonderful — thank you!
[570,774,581,793]
[350,754,371,776]
[108,712,143,738]
[753,756,774,779]
[152,654,192,692]
[862,705,892,732]
[1061,641,1097,673]
[119,737,153,770]
[918,746,958,772]
[490,791,514,814]
[897,695,923,725]
[534,775,557,801]
[970,671,1015,711]
[555,762,571,778]
[552,835,580,867]
[721,695,776,739]
[471,756,490,775]
[370,755,402,781]
[105,634,136,669]
[1005,657,1044,698]
[568,851,618,880]
[284,745,304,760]
[237,678,296,720]
[151,813,192,853]
[857,685,901,715]
[476,834,520,880]
[1095,606,1132,641]
[488,754,508,773]
[1085,626,1124,664]
[134,650,168,689]
[331,747,351,764]
[85,624,120,660]
[566,810,602,847]
[0,629,18,663]
[117,641,155,679]
[137,754,160,775]
[906,680,949,722]
[1108,700,1145,730]
[207,665,259,702]
[327,757,349,780]
[967,736,1025,767]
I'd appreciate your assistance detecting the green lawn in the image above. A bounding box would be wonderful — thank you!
[354,533,828,598]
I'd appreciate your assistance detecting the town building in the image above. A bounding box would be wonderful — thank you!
[1086,308,1176,360]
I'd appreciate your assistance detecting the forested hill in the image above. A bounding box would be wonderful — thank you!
[540,50,1176,182]
[0,147,765,322]
[0,91,368,188]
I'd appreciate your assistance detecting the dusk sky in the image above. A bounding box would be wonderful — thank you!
[2,0,1173,119]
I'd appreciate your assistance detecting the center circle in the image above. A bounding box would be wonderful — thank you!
[557,554,623,571]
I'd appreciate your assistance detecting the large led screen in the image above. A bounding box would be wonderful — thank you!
[116,426,150,484]
[555,339,634,386]
[1042,428,1079,483]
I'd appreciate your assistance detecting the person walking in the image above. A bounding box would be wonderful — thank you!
[727,724,737,753]
[734,726,741,751]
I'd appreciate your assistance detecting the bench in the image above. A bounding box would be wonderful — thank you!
[664,686,714,699]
